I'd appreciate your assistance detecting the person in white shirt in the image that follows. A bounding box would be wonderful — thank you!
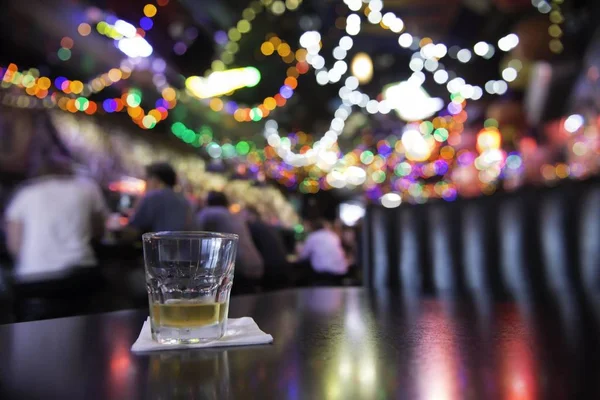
[299,219,348,276]
[5,156,108,282]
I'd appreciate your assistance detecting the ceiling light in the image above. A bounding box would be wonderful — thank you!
[351,52,373,84]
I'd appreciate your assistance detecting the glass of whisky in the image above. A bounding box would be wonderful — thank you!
[143,231,238,344]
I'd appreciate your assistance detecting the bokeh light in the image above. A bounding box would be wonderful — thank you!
[78,23,91,36]
[143,4,157,17]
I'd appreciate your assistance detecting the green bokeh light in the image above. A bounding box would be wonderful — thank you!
[57,48,71,61]
[484,118,499,128]
[126,92,142,107]
[433,128,449,142]
[142,115,157,129]
[419,121,434,135]
[372,170,386,183]
[182,129,196,143]
[236,141,250,155]
[394,162,412,176]
[222,143,236,158]
[75,97,89,111]
[250,107,263,121]
[360,150,374,165]
[171,122,185,137]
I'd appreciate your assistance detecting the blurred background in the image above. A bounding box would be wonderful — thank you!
[0,0,599,322]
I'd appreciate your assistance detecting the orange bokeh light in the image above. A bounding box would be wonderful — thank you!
[60,37,74,49]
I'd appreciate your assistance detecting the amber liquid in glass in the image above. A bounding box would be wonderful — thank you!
[151,300,229,328]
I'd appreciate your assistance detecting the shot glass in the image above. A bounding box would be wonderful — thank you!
[143,231,238,344]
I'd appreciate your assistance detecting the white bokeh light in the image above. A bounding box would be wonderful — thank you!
[433,69,449,84]
[346,14,361,35]
[498,33,519,52]
[409,58,424,72]
[344,0,362,11]
[367,11,382,24]
[474,41,490,56]
[434,44,448,58]
[398,33,413,48]
[501,67,518,82]
[345,76,359,90]
[333,47,347,60]
[389,17,404,33]
[424,59,439,72]
[381,193,402,208]
[339,36,354,50]
[564,114,584,133]
[457,49,472,63]
[299,31,321,48]
[316,70,329,85]
[493,80,508,94]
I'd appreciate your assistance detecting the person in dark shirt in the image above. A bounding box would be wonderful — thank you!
[245,206,290,290]
[196,192,264,294]
[196,192,264,280]
[128,162,193,234]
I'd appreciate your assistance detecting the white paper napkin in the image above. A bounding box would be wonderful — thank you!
[131,317,273,353]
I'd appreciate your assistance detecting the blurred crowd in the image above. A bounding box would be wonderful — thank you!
[0,158,359,322]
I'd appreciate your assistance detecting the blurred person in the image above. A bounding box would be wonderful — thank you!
[5,154,107,280]
[196,192,264,290]
[245,206,290,290]
[4,153,108,320]
[127,162,193,235]
[298,219,348,283]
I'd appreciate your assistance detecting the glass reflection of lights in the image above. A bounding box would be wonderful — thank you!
[416,307,460,400]
[338,356,352,380]
[499,310,537,400]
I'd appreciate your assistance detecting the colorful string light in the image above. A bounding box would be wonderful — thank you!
[1,0,593,205]
[214,36,309,122]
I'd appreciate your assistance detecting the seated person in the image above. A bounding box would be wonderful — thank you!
[245,207,290,289]
[127,162,193,234]
[196,192,264,288]
[4,154,108,320]
[298,219,348,284]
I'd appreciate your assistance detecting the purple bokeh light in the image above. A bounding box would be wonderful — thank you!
[214,31,228,45]
[279,85,293,99]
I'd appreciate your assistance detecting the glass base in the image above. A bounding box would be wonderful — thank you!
[152,322,227,344]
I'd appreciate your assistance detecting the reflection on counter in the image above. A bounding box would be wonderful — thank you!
[147,350,230,400]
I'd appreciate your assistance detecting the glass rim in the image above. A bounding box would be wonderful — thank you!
[142,231,239,241]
